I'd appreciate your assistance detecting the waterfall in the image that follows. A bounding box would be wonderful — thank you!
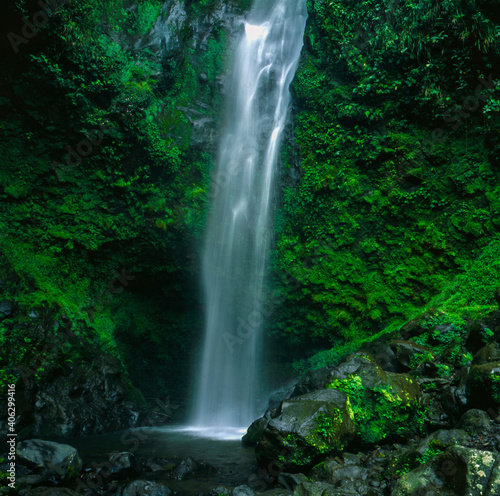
[192,0,307,433]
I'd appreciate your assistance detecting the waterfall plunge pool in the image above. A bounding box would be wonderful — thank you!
[59,425,259,494]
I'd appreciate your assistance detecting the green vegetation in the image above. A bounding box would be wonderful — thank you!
[1,0,500,434]
[0,0,235,400]
[327,374,425,444]
[271,0,500,353]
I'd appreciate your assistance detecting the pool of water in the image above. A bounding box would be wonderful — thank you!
[61,425,259,494]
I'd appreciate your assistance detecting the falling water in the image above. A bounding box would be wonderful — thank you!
[192,0,307,433]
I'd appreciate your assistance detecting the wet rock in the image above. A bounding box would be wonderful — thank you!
[399,310,442,340]
[170,457,217,480]
[207,487,232,496]
[288,367,336,398]
[416,429,471,453]
[142,457,169,472]
[390,462,449,496]
[459,409,493,435]
[19,354,140,438]
[242,416,269,447]
[330,353,421,444]
[107,452,140,480]
[392,445,500,496]
[259,490,292,496]
[0,301,12,319]
[16,474,49,489]
[440,379,468,426]
[370,345,398,372]
[277,472,308,490]
[465,320,495,354]
[16,439,83,480]
[292,481,336,496]
[466,361,500,410]
[309,456,383,496]
[309,456,342,481]
[255,389,356,471]
[117,480,172,496]
[389,340,431,370]
[473,342,500,364]
[258,353,422,471]
[232,486,254,496]
[269,385,295,411]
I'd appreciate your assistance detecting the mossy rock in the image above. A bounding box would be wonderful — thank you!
[242,416,270,447]
[392,446,500,496]
[388,340,431,370]
[326,352,423,445]
[473,343,500,365]
[255,389,356,472]
[466,362,500,410]
[459,409,493,435]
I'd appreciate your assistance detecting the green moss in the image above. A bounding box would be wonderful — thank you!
[327,374,425,444]
[271,0,500,356]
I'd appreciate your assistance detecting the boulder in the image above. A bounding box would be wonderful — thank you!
[292,481,336,496]
[16,474,48,489]
[399,310,442,340]
[391,462,451,496]
[473,342,500,365]
[233,486,254,496]
[416,429,472,453]
[370,346,399,372]
[465,321,495,353]
[459,409,493,435]
[255,389,356,472]
[107,452,140,480]
[466,362,500,410]
[288,367,337,398]
[0,301,12,319]
[16,439,83,480]
[277,472,308,490]
[440,377,468,426]
[392,445,500,496]
[169,457,217,480]
[309,455,386,496]
[326,353,421,444]
[242,416,269,447]
[117,480,172,496]
[257,353,422,471]
[388,340,431,370]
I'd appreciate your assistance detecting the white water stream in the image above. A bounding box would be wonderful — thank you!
[191,0,307,433]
